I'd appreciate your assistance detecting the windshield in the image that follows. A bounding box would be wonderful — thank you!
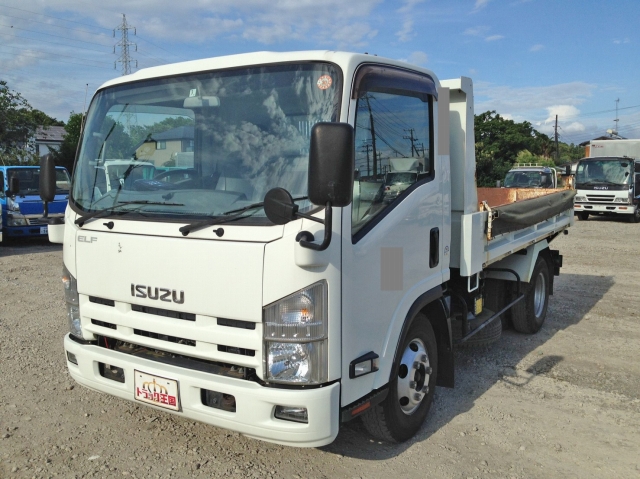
[504,170,553,188]
[72,62,342,222]
[576,158,632,186]
[8,168,70,196]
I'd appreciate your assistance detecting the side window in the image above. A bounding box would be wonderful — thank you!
[352,89,433,236]
[0,172,4,197]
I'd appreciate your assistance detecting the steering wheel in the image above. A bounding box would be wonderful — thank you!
[153,169,199,183]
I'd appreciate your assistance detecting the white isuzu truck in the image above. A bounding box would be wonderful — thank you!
[40,51,575,447]
[574,139,640,222]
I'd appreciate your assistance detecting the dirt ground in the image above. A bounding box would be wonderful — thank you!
[1,216,640,479]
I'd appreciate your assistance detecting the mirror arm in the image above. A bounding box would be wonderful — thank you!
[43,201,49,218]
[298,202,332,251]
[295,211,324,224]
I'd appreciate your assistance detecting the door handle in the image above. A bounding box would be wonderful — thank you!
[429,227,439,268]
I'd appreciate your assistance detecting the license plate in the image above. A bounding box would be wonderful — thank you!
[40,226,48,234]
[134,370,180,411]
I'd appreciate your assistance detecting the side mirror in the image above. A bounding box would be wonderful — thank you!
[263,123,355,252]
[308,122,355,207]
[565,165,572,176]
[39,156,57,218]
[8,176,20,196]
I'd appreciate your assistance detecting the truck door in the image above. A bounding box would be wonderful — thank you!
[341,65,445,406]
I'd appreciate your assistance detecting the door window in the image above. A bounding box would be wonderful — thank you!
[351,69,434,236]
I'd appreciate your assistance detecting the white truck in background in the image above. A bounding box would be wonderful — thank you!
[40,51,574,446]
[503,164,559,189]
[574,139,640,222]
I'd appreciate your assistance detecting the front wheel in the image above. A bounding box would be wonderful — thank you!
[361,314,437,442]
[577,211,589,221]
[627,207,640,223]
[510,255,550,334]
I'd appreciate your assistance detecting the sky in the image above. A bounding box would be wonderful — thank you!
[1,0,639,145]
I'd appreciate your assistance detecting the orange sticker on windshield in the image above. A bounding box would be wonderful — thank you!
[317,75,332,90]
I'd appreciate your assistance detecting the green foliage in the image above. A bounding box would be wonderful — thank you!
[0,80,62,165]
[475,111,562,186]
[51,112,83,173]
[128,116,194,148]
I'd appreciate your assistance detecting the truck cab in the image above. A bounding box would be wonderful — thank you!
[574,157,640,222]
[503,165,557,188]
[0,165,70,242]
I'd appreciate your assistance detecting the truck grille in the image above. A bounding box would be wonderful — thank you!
[586,194,614,202]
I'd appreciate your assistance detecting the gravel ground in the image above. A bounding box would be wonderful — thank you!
[1,217,640,479]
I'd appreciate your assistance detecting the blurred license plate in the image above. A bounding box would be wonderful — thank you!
[134,370,180,411]
[40,226,48,234]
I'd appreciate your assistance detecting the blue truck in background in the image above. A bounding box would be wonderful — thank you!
[0,165,70,243]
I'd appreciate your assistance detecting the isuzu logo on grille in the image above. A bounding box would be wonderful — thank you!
[131,284,185,304]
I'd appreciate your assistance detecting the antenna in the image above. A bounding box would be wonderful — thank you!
[114,14,137,75]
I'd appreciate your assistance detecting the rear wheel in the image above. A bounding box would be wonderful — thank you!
[577,212,589,221]
[510,255,550,334]
[361,314,437,442]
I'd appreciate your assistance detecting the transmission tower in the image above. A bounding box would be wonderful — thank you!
[114,14,137,75]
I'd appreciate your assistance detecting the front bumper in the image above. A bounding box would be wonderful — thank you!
[64,334,340,447]
[574,203,634,215]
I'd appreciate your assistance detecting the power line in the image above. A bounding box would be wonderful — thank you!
[0,47,113,70]
[0,12,109,39]
[0,3,112,31]
[0,44,111,67]
[0,23,110,47]
[0,31,109,54]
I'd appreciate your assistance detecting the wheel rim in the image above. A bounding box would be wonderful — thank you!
[533,270,546,318]
[396,338,431,415]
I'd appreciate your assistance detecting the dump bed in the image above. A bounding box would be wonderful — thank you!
[453,187,574,278]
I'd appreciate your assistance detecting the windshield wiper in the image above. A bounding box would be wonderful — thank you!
[76,200,184,227]
[179,196,309,236]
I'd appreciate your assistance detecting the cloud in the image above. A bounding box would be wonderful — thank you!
[396,19,414,42]
[464,26,490,36]
[485,34,504,42]
[397,0,425,14]
[613,38,631,44]
[473,0,491,11]
[530,44,544,52]
[407,51,428,66]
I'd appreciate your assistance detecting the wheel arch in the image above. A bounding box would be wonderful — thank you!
[386,288,454,389]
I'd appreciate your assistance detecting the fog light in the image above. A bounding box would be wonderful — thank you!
[201,389,236,412]
[99,363,124,383]
[274,405,308,423]
[66,351,78,365]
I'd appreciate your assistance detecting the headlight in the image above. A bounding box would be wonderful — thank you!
[7,216,27,226]
[263,282,327,384]
[574,196,586,202]
[614,197,629,203]
[7,199,20,212]
[62,265,82,339]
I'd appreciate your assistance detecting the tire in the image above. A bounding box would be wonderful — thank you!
[627,207,640,223]
[484,277,511,330]
[361,314,437,443]
[452,314,502,348]
[510,255,550,334]
[577,212,589,221]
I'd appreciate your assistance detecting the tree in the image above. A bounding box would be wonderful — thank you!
[474,111,556,186]
[0,80,61,164]
[52,112,83,173]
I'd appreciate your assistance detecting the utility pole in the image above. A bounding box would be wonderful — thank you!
[114,14,137,75]
[403,128,419,157]
[360,142,372,177]
[554,115,559,163]
[363,95,378,178]
[614,98,620,133]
